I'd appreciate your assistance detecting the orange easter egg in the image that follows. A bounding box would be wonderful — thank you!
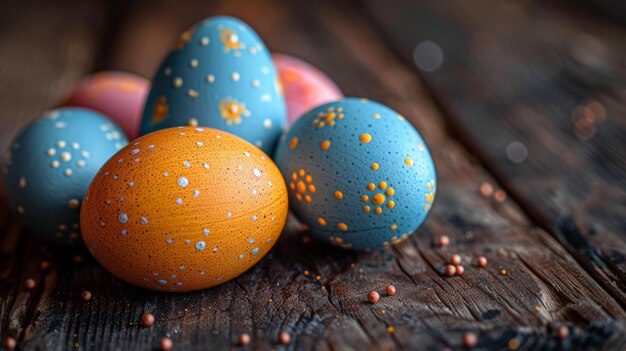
[80,127,288,292]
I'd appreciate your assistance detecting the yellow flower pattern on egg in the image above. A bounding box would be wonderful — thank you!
[219,27,244,55]
[219,98,250,126]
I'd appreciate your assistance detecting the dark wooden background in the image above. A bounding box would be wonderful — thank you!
[1,0,625,350]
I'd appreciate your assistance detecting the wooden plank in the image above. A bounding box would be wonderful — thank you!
[0,0,108,346]
[361,0,626,307]
[1,0,625,350]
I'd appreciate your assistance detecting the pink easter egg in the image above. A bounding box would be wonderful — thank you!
[62,71,149,139]
[272,54,343,125]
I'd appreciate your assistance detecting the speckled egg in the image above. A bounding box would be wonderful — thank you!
[62,71,149,139]
[272,53,343,125]
[140,16,286,154]
[1,108,128,244]
[80,127,288,292]
[274,98,436,250]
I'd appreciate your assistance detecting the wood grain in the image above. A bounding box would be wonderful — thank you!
[362,0,626,307]
[0,0,625,350]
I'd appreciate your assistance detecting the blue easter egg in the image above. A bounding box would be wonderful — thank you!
[274,98,436,250]
[1,108,128,244]
[140,16,286,154]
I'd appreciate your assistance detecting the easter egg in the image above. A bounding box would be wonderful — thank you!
[274,98,436,250]
[62,71,149,139]
[80,127,288,292]
[140,16,286,154]
[272,53,343,125]
[1,108,128,244]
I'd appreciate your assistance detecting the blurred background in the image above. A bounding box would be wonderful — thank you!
[1,0,624,154]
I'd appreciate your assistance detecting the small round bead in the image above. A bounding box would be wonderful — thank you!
[367,291,380,303]
[238,333,251,346]
[494,190,507,202]
[81,290,92,301]
[24,278,36,290]
[456,265,465,276]
[477,256,487,268]
[450,254,462,265]
[386,285,396,296]
[141,313,155,327]
[479,182,493,197]
[159,337,173,351]
[444,265,457,276]
[462,332,477,348]
[437,235,450,247]
[278,331,291,345]
[4,337,16,350]
[556,326,569,340]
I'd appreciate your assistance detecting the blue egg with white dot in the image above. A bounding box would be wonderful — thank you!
[1,108,128,244]
[140,16,286,154]
[274,98,437,250]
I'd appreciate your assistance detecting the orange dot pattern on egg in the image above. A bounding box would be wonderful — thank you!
[80,127,288,292]
[289,169,315,203]
[361,182,395,215]
[334,191,343,200]
[312,106,344,128]
[289,137,298,150]
[320,140,331,151]
[359,133,372,143]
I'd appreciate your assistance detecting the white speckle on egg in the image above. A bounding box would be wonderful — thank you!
[71,143,80,150]
[202,228,209,236]
[164,67,172,76]
[261,94,271,102]
[252,79,260,88]
[238,254,244,260]
[54,121,66,128]
[227,211,232,218]
[176,198,183,205]
[202,163,210,169]
[64,169,72,176]
[81,150,90,158]
[189,59,198,68]
[77,160,85,168]
[206,74,215,83]
[251,247,259,255]
[193,189,200,197]
[263,119,272,129]
[196,141,203,147]
[18,178,26,188]
[177,177,188,188]
[118,213,128,224]
[200,37,209,46]
[140,217,148,225]
[68,199,79,208]
[261,66,269,74]
[57,140,66,148]
[131,148,140,155]
[231,72,240,81]
[195,241,206,251]
[253,168,261,177]
[46,148,56,156]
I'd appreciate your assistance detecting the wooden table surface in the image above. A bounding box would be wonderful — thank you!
[1,0,625,350]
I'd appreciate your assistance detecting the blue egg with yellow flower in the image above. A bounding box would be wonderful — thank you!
[1,108,128,244]
[140,16,286,154]
[274,98,436,250]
